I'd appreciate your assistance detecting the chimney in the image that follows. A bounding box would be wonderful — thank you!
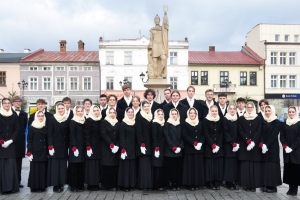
[0,49,4,53]
[99,37,103,42]
[209,46,215,52]
[78,40,84,51]
[59,40,67,53]
[185,37,189,42]
[24,49,31,53]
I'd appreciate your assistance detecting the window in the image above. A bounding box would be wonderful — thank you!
[275,35,280,41]
[29,66,37,71]
[270,52,277,65]
[280,75,286,88]
[124,76,132,87]
[106,77,114,89]
[83,77,92,90]
[83,66,92,71]
[240,71,247,85]
[170,52,178,65]
[0,71,6,86]
[106,51,114,65]
[280,52,286,65]
[271,75,277,88]
[170,77,178,89]
[56,66,65,71]
[250,72,257,85]
[43,66,51,71]
[201,71,208,85]
[285,35,289,42]
[220,71,229,85]
[29,77,38,90]
[70,77,78,90]
[289,75,296,88]
[289,52,296,65]
[124,51,132,65]
[43,77,51,91]
[294,35,299,42]
[191,71,198,85]
[56,77,65,91]
[70,67,78,71]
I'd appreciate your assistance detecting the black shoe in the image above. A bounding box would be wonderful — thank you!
[88,185,100,191]
[206,182,216,190]
[53,186,61,193]
[189,186,195,191]
[250,188,256,192]
[157,188,164,191]
[169,187,176,191]
[292,186,298,196]
[123,187,129,192]
[287,186,292,195]
[19,184,24,188]
[266,187,277,193]
[244,187,250,191]
[109,187,117,191]
[31,188,42,193]
[214,181,220,190]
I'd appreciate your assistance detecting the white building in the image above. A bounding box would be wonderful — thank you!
[99,36,189,98]
[246,24,300,117]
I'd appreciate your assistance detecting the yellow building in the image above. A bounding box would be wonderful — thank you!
[188,46,264,105]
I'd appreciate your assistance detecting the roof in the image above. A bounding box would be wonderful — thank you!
[21,49,99,63]
[0,53,29,63]
[189,47,263,65]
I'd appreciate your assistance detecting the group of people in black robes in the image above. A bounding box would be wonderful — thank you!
[0,85,300,196]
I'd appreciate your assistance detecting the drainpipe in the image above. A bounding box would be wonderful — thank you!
[263,40,267,99]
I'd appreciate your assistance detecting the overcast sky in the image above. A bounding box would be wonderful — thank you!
[0,0,299,53]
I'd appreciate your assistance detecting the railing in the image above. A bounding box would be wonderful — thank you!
[213,84,237,93]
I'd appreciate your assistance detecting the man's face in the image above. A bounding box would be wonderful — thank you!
[205,92,214,101]
[100,97,107,107]
[218,96,227,106]
[84,101,91,110]
[12,99,22,109]
[171,93,180,103]
[63,101,71,110]
[123,88,131,97]
[187,88,195,99]
[146,93,154,102]
[260,102,266,111]
[37,103,46,111]
[164,90,171,101]
[237,101,245,110]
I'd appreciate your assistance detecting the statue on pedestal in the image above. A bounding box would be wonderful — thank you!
[147,6,169,79]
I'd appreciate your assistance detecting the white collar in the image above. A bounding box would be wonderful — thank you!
[206,100,214,108]
[84,109,90,118]
[12,106,21,111]
[108,105,117,110]
[172,101,179,108]
[100,104,108,110]
[124,95,132,106]
[219,104,226,109]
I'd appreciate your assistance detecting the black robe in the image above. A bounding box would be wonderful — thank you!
[68,120,85,163]
[203,119,223,158]
[163,102,188,124]
[180,98,203,120]
[85,118,101,160]
[27,126,48,162]
[163,123,184,157]
[28,111,53,127]
[12,109,27,158]
[150,101,161,116]
[119,122,136,159]
[200,101,217,121]
[151,122,165,167]
[117,96,133,112]
[217,104,228,119]
[101,107,124,122]
[135,113,152,156]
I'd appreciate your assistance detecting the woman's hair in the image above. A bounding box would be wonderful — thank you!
[132,96,140,102]
[76,105,84,112]
[189,108,197,115]
[125,107,134,113]
[141,100,150,107]
[56,102,65,107]
[1,98,11,105]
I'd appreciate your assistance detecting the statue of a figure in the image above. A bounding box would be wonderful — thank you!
[148,9,169,79]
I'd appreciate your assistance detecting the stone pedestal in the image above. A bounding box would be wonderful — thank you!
[144,78,171,103]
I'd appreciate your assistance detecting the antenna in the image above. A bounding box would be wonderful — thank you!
[139,29,141,38]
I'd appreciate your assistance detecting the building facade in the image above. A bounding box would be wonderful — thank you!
[0,52,29,100]
[246,24,300,117]
[99,36,189,99]
[189,46,264,104]
[20,40,99,109]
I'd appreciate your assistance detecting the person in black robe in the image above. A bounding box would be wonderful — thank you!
[160,88,171,108]
[85,105,102,191]
[135,101,153,190]
[0,98,19,194]
[62,97,74,122]
[261,105,282,193]
[28,98,53,127]
[257,99,269,119]
[203,105,223,190]
[216,93,228,119]
[164,108,184,191]
[238,101,262,192]
[151,109,165,191]
[280,106,300,196]
[182,108,205,190]
[132,96,141,116]
[101,94,124,122]
[200,89,217,121]
[118,107,136,191]
[47,102,69,193]
[117,84,133,113]
[236,97,246,117]
[144,89,161,115]
[100,107,120,191]
[11,96,28,188]
[26,111,47,192]
[223,103,239,190]
[68,106,85,192]
[180,86,202,120]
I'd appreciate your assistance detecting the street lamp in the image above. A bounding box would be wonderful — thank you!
[18,80,28,97]
[221,78,232,95]
[119,79,130,87]
[139,71,149,83]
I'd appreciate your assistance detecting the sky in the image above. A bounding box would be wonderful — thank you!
[0,0,299,53]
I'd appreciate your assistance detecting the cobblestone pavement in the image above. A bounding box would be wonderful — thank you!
[1,147,300,199]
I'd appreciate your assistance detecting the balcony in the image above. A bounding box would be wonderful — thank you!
[213,84,237,93]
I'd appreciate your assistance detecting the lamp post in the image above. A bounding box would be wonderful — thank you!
[119,79,130,87]
[18,80,28,97]
[222,78,232,95]
[139,71,149,83]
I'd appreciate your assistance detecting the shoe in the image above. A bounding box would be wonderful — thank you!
[157,188,164,191]
[40,188,46,192]
[292,185,298,196]
[206,182,216,190]
[287,186,292,195]
[250,188,256,192]
[169,187,176,191]
[189,186,195,191]
[53,186,61,193]
[214,181,220,190]
[31,188,42,193]
[71,187,84,192]
[244,187,250,191]
[266,187,277,193]
[123,187,129,192]
[109,187,117,191]
[19,184,24,188]
[88,185,100,191]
